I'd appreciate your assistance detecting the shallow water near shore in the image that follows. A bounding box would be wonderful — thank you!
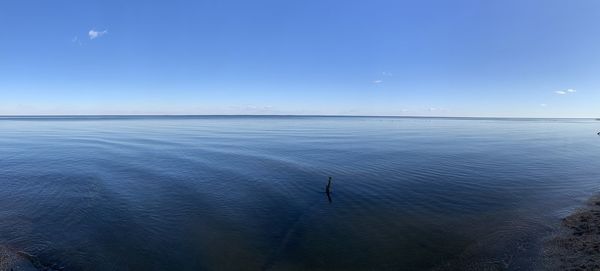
[1,116,600,270]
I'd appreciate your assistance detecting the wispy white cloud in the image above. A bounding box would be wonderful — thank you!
[555,88,576,95]
[540,103,547,107]
[229,105,275,114]
[372,72,393,84]
[71,36,82,46]
[88,29,108,40]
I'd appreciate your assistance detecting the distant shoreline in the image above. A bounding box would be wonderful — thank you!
[0,114,598,120]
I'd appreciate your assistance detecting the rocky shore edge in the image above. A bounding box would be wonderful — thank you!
[543,195,600,270]
[0,246,38,271]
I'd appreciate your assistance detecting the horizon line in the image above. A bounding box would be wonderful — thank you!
[0,114,598,120]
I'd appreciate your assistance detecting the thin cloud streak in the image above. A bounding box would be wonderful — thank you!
[555,89,576,95]
[89,29,108,40]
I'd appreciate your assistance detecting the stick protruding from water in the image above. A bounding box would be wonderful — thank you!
[325,176,333,194]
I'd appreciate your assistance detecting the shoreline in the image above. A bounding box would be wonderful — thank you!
[0,115,598,121]
[0,246,37,271]
[543,195,600,270]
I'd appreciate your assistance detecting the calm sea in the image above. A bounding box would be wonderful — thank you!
[1,116,599,270]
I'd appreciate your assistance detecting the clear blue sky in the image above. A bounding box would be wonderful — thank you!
[1,0,599,117]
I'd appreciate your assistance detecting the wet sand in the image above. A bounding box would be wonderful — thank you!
[543,195,600,270]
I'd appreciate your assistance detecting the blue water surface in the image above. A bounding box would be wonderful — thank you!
[1,116,599,270]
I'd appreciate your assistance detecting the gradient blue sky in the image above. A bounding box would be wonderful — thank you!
[1,0,599,117]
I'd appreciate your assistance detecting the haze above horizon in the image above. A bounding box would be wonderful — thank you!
[1,0,599,117]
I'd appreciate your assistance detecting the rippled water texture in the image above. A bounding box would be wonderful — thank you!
[1,116,600,270]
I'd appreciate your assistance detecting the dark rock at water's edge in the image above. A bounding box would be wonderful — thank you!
[543,195,600,270]
[0,246,37,271]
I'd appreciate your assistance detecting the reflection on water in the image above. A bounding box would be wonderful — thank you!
[1,116,600,270]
